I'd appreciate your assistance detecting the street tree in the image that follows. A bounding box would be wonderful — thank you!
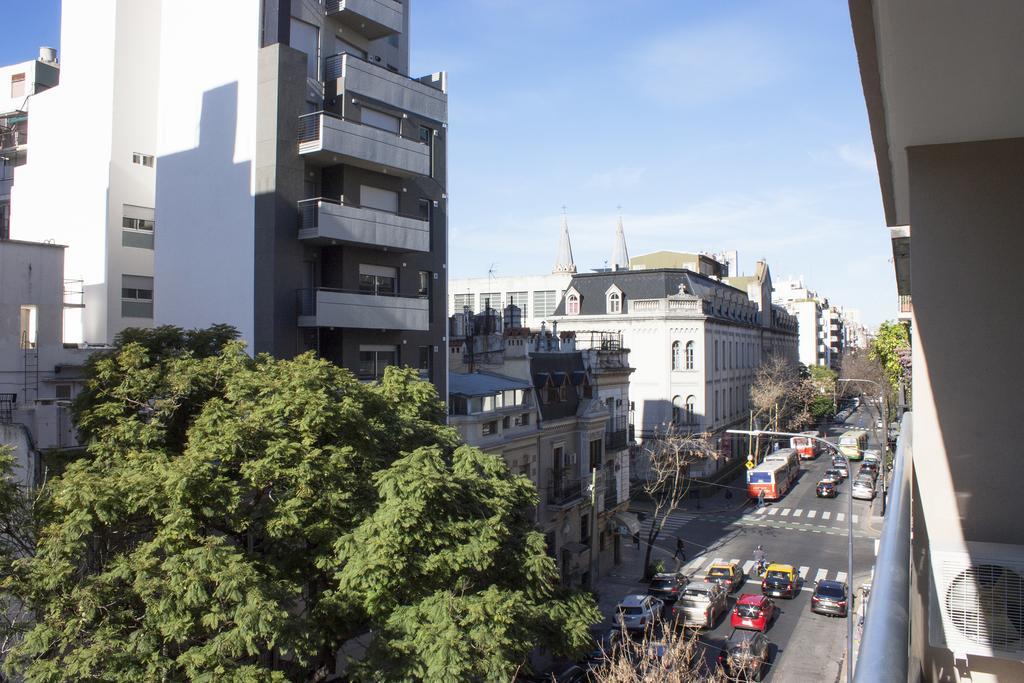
[5,330,597,681]
[869,320,911,392]
[749,355,813,435]
[807,366,838,421]
[638,424,716,579]
[588,625,726,682]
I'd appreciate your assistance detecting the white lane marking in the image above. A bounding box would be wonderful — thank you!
[742,560,756,574]
[755,507,768,515]
[822,511,832,520]
[781,508,792,517]
[853,514,860,523]
[767,507,780,516]
[793,509,803,517]
[814,568,829,583]
[684,558,705,573]
[835,571,848,583]
[730,559,742,566]
[874,539,880,556]
[836,512,846,522]
[807,510,817,519]
[707,558,724,571]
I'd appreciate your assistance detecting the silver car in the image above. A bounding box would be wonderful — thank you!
[672,581,727,629]
[852,477,875,500]
[615,594,663,633]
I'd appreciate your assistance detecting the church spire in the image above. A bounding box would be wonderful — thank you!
[611,208,630,271]
[552,207,577,274]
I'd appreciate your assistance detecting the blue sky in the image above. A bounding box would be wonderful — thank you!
[3,0,894,326]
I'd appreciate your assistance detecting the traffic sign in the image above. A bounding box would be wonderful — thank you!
[745,460,755,470]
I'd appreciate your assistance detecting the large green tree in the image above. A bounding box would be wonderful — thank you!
[869,320,911,392]
[6,328,596,681]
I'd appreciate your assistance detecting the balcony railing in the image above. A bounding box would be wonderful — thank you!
[604,475,618,507]
[297,197,430,252]
[323,52,447,123]
[297,111,431,177]
[547,479,584,507]
[296,287,429,331]
[324,0,403,40]
[605,429,628,451]
[853,411,912,683]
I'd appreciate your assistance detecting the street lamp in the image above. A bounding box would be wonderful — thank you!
[838,378,889,514]
[727,427,861,683]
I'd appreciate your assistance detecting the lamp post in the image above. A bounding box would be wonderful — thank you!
[838,378,888,515]
[727,427,864,683]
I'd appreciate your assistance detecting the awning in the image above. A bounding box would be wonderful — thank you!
[612,512,640,536]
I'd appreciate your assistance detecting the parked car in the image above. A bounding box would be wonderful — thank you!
[824,467,846,483]
[582,628,625,668]
[851,478,876,500]
[615,594,663,633]
[648,571,689,603]
[859,462,879,481]
[761,564,799,599]
[718,631,771,681]
[730,594,776,632]
[672,582,727,629]
[816,480,838,498]
[811,580,850,617]
[833,460,850,478]
[704,562,744,593]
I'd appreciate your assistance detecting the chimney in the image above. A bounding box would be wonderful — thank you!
[39,47,58,64]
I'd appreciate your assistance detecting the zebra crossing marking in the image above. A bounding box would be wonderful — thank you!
[780,508,792,517]
[836,512,846,522]
[683,557,704,573]
[742,560,756,574]
[807,510,817,519]
[822,511,832,520]
[814,568,829,583]
[798,566,810,580]
[793,509,803,517]
[755,507,768,515]
[835,571,848,583]
[853,514,859,523]
[767,508,780,516]
[874,539,880,556]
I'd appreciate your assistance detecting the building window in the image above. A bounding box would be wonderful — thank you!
[514,412,530,426]
[482,420,497,437]
[507,291,528,318]
[607,291,621,313]
[417,345,432,380]
[290,17,320,80]
[589,438,602,470]
[19,305,37,349]
[122,204,156,249]
[418,198,432,221]
[502,415,511,430]
[566,293,580,315]
[121,275,154,318]
[417,271,431,297]
[419,125,432,144]
[685,341,695,370]
[685,395,695,424]
[0,201,9,241]
[454,293,473,312]
[360,185,399,213]
[715,340,719,370]
[672,395,683,424]
[533,290,556,318]
[132,153,155,167]
[671,341,681,370]
[479,292,500,311]
[10,73,25,98]
[55,384,72,400]
[714,390,719,423]
[358,345,398,380]
[122,216,155,232]
[358,264,397,296]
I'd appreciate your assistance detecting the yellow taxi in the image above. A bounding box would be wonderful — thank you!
[704,561,745,593]
[760,563,799,599]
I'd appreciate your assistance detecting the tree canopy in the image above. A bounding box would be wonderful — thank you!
[5,327,597,681]
[869,321,911,392]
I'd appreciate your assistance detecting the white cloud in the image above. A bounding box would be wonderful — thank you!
[836,143,877,172]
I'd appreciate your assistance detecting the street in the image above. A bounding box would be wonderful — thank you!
[593,405,884,681]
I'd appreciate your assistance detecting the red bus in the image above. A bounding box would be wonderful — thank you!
[763,448,800,487]
[790,431,821,460]
[747,460,795,501]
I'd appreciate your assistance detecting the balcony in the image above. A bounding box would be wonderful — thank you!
[325,0,403,40]
[297,287,429,331]
[298,111,430,177]
[605,429,628,451]
[298,198,429,252]
[324,52,447,123]
[547,478,584,508]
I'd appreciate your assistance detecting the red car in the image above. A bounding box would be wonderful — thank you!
[730,593,776,632]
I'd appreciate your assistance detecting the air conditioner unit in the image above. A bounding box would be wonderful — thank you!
[928,541,1024,660]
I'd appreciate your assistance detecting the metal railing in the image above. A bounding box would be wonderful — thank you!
[853,411,912,683]
[325,0,401,15]
[547,478,584,507]
[298,112,322,144]
[298,196,430,232]
[297,287,429,317]
[297,110,429,147]
[605,429,628,451]
[0,393,15,423]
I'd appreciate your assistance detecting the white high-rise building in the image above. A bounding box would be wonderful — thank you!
[10,0,162,344]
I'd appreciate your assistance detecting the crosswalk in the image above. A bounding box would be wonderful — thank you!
[677,556,852,585]
[638,506,861,540]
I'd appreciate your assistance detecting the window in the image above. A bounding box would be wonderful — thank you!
[358,264,397,296]
[714,390,719,423]
[419,125,432,144]
[122,217,155,232]
[715,340,719,370]
[589,438,602,470]
[672,395,683,424]
[479,292,499,311]
[533,290,556,318]
[290,18,320,79]
[10,73,25,98]
[418,198,432,221]
[507,291,528,317]
[685,396,695,424]
[502,415,511,430]
[361,106,401,134]
[418,271,431,297]
[671,341,682,370]
[417,345,432,380]
[358,345,398,380]
[607,291,621,313]
[132,153,155,167]
[514,412,530,426]
[122,204,156,249]
[581,513,590,545]
[0,201,9,241]
[685,341,695,370]
[566,293,580,315]
[360,184,399,213]
[454,293,473,312]
[19,305,37,349]
[482,420,498,436]
[55,384,72,400]
[121,275,154,318]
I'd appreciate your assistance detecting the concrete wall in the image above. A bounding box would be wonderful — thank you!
[906,137,1024,682]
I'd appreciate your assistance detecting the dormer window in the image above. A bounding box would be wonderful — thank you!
[605,284,623,314]
[566,293,580,315]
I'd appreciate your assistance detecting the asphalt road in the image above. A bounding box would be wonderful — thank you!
[632,405,884,681]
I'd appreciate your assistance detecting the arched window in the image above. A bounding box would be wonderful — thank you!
[566,293,580,315]
[685,395,695,424]
[608,291,621,313]
[672,395,684,424]
[685,341,695,370]
[671,341,682,370]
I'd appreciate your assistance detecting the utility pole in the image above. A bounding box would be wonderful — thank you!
[588,466,598,588]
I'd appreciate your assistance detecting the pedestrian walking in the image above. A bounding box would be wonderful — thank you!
[674,537,686,561]
[757,489,766,508]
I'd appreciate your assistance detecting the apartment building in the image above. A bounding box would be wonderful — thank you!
[551,262,799,447]
[153,0,448,395]
[850,2,1024,681]
[772,276,841,369]
[448,311,635,586]
[0,49,59,241]
[10,2,161,345]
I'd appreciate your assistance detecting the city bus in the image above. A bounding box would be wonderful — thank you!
[790,431,821,460]
[839,430,868,460]
[763,448,800,487]
[747,460,795,501]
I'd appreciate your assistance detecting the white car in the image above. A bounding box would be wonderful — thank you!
[852,478,876,500]
[616,594,664,633]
